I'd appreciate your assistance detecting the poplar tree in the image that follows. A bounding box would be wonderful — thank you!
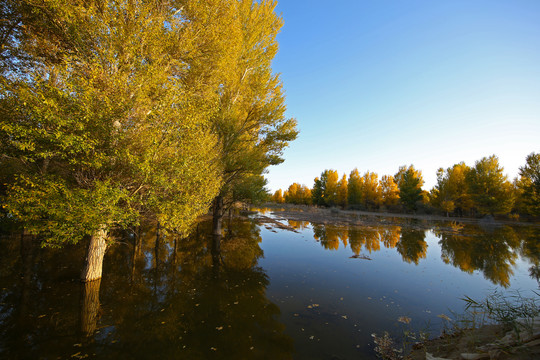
[0,0,237,281]
[312,176,324,206]
[380,175,400,208]
[323,170,339,207]
[210,0,298,235]
[336,174,348,208]
[467,155,514,215]
[347,168,363,206]
[271,189,284,203]
[517,152,540,216]
[361,171,382,210]
[395,165,424,211]
[432,162,473,216]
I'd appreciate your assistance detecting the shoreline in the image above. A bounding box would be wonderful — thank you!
[255,203,540,230]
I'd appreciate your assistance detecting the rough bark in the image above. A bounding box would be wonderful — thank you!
[81,226,108,282]
[79,278,101,337]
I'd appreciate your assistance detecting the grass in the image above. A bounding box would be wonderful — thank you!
[372,290,540,359]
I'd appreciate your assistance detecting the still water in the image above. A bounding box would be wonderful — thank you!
[1,210,538,359]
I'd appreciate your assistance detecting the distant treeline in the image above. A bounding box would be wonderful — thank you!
[271,153,540,218]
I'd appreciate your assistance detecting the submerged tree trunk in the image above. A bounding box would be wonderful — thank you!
[79,279,101,337]
[211,234,222,279]
[212,195,224,236]
[81,226,108,282]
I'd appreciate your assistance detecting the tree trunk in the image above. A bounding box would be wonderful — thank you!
[211,234,222,279]
[79,279,101,337]
[81,226,108,282]
[212,195,224,236]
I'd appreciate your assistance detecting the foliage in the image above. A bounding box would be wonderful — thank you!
[271,189,285,203]
[517,152,540,216]
[210,0,298,213]
[336,174,348,208]
[431,162,473,216]
[466,155,514,215]
[347,168,363,206]
[394,165,424,211]
[361,171,382,210]
[284,183,312,205]
[380,175,400,208]
[0,0,261,247]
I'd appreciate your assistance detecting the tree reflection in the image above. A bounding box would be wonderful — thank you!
[518,227,540,288]
[396,229,428,265]
[287,220,310,230]
[0,219,293,359]
[313,224,409,258]
[99,219,293,359]
[436,226,521,287]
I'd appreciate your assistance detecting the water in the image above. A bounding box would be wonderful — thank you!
[0,211,538,359]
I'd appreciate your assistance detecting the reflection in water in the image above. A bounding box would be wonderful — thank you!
[313,224,425,262]
[287,219,310,230]
[1,217,539,358]
[0,220,293,359]
[436,226,521,287]
[79,279,101,337]
[310,222,540,288]
[396,229,427,265]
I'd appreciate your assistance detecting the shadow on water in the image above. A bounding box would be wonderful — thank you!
[0,219,294,359]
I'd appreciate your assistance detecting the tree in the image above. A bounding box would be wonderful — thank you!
[466,155,514,215]
[361,171,382,210]
[323,170,339,207]
[347,168,363,207]
[271,189,284,203]
[210,0,298,235]
[284,183,311,205]
[380,175,400,208]
[336,174,348,208]
[431,162,473,216]
[312,177,324,206]
[394,165,424,211]
[0,1,241,281]
[517,152,540,216]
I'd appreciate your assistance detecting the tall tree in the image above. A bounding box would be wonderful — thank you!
[1,0,237,281]
[271,189,284,204]
[336,174,348,208]
[466,155,514,215]
[323,170,339,207]
[517,152,540,216]
[347,168,363,206]
[312,176,324,206]
[361,171,381,210]
[380,175,400,208]
[394,165,424,211]
[210,0,298,235]
[431,162,473,216]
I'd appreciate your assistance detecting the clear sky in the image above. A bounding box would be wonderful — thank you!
[266,0,540,192]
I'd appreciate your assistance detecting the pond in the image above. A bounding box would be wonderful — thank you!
[0,209,538,359]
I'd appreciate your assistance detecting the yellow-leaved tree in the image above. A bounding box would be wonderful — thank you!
[210,0,298,235]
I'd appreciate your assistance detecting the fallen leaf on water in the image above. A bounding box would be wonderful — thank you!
[216,326,223,331]
[342,315,348,319]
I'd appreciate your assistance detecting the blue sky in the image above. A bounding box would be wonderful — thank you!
[266,0,540,192]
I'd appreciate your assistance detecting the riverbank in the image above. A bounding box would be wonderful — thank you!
[407,316,540,360]
[256,203,540,231]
